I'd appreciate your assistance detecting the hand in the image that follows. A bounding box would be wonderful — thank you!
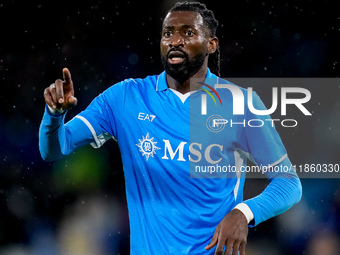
[205,209,248,255]
[44,68,77,111]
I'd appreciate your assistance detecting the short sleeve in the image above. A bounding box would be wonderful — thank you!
[76,83,123,148]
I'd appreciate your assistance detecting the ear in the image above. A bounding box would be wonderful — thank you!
[208,37,219,54]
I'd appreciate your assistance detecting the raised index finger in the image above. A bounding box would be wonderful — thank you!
[63,67,72,84]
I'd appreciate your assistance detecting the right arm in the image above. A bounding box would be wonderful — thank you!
[39,68,93,161]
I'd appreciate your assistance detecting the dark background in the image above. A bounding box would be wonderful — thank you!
[0,0,339,254]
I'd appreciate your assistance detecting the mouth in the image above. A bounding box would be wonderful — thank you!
[167,50,186,65]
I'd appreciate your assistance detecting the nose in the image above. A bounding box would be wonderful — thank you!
[169,32,184,48]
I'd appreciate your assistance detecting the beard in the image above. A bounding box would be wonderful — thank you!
[161,49,206,83]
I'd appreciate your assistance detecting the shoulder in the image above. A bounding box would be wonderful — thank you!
[212,77,249,100]
[205,70,248,95]
[98,74,160,100]
[109,74,160,91]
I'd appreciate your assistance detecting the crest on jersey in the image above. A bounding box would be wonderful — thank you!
[136,133,160,161]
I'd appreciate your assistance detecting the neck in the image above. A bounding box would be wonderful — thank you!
[166,61,208,94]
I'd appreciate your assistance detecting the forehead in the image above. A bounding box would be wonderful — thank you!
[163,11,204,29]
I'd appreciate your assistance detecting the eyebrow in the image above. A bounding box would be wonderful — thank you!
[163,24,195,30]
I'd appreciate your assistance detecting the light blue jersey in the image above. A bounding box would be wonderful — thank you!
[39,69,302,254]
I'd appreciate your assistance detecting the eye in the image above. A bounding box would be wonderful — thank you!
[163,31,172,37]
[185,30,194,36]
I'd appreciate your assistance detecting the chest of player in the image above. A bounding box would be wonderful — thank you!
[117,89,242,165]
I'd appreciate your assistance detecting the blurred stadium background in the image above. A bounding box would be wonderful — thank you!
[0,0,339,254]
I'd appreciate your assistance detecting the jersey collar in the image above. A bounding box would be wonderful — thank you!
[156,68,217,92]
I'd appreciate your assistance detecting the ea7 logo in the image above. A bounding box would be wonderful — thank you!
[138,112,156,122]
[201,85,312,116]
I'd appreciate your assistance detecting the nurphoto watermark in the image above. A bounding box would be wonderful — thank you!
[189,78,340,179]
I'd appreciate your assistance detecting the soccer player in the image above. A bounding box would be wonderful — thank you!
[39,2,302,255]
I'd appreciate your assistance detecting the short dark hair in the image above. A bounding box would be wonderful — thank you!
[168,2,220,76]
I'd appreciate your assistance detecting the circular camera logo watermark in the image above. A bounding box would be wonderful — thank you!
[206,115,226,133]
